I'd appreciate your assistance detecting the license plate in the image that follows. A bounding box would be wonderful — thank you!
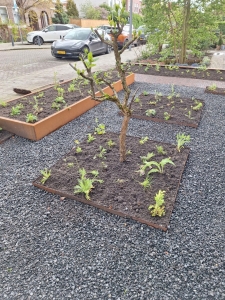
[57,50,65,54]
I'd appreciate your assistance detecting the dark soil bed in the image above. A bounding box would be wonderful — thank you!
[33,132,189,231]
[0,129,13,144]
[129,63,225,81]
[0,72,121,123]
[205,86,225,95]
[125,91,204,128]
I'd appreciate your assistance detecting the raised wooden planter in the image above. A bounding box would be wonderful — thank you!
[0,73,135,141]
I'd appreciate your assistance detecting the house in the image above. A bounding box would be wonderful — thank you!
[0,0,54,30]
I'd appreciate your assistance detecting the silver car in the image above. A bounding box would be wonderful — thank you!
[51,28,112,59]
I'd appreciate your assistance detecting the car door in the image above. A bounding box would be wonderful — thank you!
[89,32,104,54]
[42,25,57,42]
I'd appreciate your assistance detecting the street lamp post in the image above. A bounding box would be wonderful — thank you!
[13,0,23,44]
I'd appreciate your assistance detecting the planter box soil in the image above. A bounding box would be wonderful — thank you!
[0,73,134,141]
[121,92,204,128]
[33,133,190,231]
[129,63,225,82]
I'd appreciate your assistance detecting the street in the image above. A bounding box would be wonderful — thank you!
[0,49,78,81]
[0,46,143,101]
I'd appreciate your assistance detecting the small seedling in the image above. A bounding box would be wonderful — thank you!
[148,190,166,217]
[51,102,61,110]
[94,146,107,159]
[33,96,43,114]
[95,119,106,135]
[26,113,38,123]
[145,109,156,117]
[208,83,217,91]
[139,136,149,145]
[36,92,44,99]
[126,149,132,155]
[185,110,193,119]
[155,64,160,71]
[107,139,115,148]
[143,91,149,96]
[11,103,23,115]
[74,168,103,200]
[68,83,76,92]
[87,133,96,143]
[54,96,65,103]
[40,168,51,184]
[67,162,74,168]
[138,156,175,175]
[192,101,203,111]
[0,101,7,107]
[140,152,155,162]
[154,91,162,100]
[155,145,167,155]
[134,97,140,103]
[149,101,157,105]
[140,176,152,190]
[74,140,82,153]
[176,133,190,152]
[164,112,171,120]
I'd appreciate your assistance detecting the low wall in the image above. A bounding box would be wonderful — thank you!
[69,19,109,28]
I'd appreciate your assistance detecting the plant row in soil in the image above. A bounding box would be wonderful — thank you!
[33,132,190,231]
[128,63,225,81]
[0,71,122,123]
[126,89,204,128]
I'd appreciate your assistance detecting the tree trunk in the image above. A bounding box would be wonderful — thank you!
[179,0,191,64]
[119,114,130,162]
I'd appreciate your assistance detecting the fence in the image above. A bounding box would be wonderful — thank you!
[69,19,109,28]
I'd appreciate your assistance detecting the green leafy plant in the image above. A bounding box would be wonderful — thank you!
[67,162,74,168]
[154,91,162,101]
[74,168,103,200]
[94,122,106,135]
[185,110,193,119]
[40,168,51,184]
[140,176,152,190]
[155,145,167,155]
[54,96,65,103]
[143,91,149,96]
[87,133,96,143]
[164,112,171,120]
[145,109,156,117]
[51,102,61,110]
[208,83,217,91]
[68,83,76,92]
[138,155,175,175]
[126,149,132,155]
[176,133,191,152]
[74,140,82,153]
[148,190,166,217]
[107,139,115,148]
[139,136,149,145]
[36,92,44,99]
[134,97,140,103]
[192,100,203,111]
[0,101,7,107]
[155,64,160,71]
[11,104,23,115]
[33,96,43,114]
[94,146,107,159]
[26,113,38,123]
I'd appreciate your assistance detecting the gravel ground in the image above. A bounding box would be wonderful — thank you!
[0,82,225,299]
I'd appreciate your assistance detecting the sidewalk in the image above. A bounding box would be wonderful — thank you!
[0,41,51,51]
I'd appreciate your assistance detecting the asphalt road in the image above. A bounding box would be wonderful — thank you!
[0,49,79,82]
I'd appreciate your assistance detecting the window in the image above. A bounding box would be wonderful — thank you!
[56,25,71,31]
[0,6,9,23]
[47,25,56,31]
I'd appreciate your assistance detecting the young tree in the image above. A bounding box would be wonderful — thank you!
[71,0,138,162]
[142,0,223,63]
[52,0,69,24]
[66,0,79,19]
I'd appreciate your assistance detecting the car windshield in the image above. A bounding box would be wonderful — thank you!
[64,29,91,40]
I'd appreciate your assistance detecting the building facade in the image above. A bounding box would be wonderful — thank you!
[0,0,53,30]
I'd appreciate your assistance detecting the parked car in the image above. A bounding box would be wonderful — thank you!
[51,28,112,59]
[97,25,112,31]
[27,24,80,45]
[107,24,137,49]
[136,25,150,45]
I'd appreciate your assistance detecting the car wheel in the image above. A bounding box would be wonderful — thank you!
[105,45,112,54]
[33,36,44,45]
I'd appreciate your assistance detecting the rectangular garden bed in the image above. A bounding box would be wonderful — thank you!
[0,129,13,144]
[119,89,204,128]
[0,73,134,141]
[205,86,225,95]
[33,132,190,231]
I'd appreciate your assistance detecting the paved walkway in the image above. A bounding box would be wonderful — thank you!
[1,42,225,101]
